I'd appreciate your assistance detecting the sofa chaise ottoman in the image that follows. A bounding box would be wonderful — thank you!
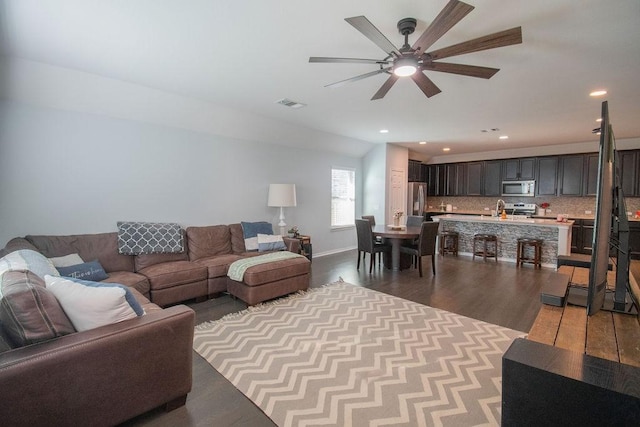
[226,253,311,305]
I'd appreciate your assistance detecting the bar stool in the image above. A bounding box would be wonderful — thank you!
[439,230,459,256]
[473,234,498,262]
[517,238,543,268]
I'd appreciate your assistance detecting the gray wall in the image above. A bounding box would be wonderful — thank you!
[0,101,362,256]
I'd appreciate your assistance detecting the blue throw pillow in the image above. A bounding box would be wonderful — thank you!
[56,260,109,282]
[241,221,274,251]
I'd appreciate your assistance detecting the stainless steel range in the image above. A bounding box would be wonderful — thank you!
[504,202,537,217]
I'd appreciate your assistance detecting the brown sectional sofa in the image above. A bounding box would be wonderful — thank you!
[0,221,311,425]
[1,222,309,307]
[0,269,195,426]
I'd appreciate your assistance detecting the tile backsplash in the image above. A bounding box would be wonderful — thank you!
[427,196,640,217]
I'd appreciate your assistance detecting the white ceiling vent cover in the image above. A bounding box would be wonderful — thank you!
[275,98,307,109]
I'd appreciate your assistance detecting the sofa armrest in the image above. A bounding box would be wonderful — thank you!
[0,305,195,427]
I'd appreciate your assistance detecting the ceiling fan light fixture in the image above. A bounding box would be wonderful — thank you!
[393,57,418,77]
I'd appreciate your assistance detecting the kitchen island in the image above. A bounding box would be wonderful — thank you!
[433,214,574,268]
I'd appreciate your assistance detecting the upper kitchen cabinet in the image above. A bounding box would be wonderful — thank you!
[558,155,584,196]
[620,150,639,196]
[503,158,536,181]
[483,160,502,196]
[583,153,599,196]
[466,162,483,196]
[536,156,558,196]
[426,164,447,196]
[445,163,466,196]
[408,160,425,182]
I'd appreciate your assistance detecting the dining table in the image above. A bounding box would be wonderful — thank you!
[372,224,422,271]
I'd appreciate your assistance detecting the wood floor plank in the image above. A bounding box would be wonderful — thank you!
[555,305,587,353]
[613,313,640,368]
[527,305,563,345]
[586,310,618,362]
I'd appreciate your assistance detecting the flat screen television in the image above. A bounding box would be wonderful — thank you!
[583,101,636,315]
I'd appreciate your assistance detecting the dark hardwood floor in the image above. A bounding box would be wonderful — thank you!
[123,250,623,427]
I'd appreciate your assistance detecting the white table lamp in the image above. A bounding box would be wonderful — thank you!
[268,184,297,234]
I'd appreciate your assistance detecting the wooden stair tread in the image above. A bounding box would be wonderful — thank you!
[527,304,563,345]
[555,304,587,353]
[586,310,618,363]
[613,313,640,367]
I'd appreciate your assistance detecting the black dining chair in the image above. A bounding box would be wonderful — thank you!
[406,215,424,227]
[400,222,439,277]
[355,219,391,273]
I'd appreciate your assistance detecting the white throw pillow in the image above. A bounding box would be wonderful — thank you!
[0,250,60,298]
[48,253,84,267]
[257,234,286,252]
[44,275,144,332]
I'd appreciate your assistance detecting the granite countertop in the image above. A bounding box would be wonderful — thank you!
[428,210,640,222]
[433,214,574,228]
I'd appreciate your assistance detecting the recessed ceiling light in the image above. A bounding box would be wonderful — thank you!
[499,135,509,140]
[443,147,450,152]
[419,141,427,145]
[379,129,389,134]
[589,90,607,97]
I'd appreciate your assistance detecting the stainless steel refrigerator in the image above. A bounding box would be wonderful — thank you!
[407,182,427,216]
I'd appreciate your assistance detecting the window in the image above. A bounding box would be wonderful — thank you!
[331,167,355,228]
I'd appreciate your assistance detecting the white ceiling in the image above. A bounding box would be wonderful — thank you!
[1,0,639,159]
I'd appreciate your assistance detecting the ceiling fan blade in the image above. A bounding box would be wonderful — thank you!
[422,62,499,79]
[345,16,399,56]
[425,26,522,61]
[411,72,442,98]
[325,68,390,88]
[309,57,389,65]
[412,0,474,54]
[371,75,399,100]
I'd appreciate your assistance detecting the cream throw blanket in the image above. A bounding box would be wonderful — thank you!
[227,251,304,282]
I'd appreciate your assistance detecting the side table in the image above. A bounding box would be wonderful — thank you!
[296,235,312,262]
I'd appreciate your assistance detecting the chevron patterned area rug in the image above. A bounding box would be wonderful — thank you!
[194,280,524,427]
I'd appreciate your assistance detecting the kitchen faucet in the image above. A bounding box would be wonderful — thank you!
[496,199,505,216]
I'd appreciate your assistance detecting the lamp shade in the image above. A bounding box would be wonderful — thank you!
[267,184,297,207]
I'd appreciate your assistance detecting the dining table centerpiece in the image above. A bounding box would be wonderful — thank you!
[393,210,404,227]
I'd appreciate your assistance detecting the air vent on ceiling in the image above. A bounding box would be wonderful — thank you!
[275,98,307,109]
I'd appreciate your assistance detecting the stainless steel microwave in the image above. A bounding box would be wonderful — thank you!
[502,180,535,197]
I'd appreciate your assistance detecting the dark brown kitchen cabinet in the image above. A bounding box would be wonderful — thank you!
[466,162,483,196]
[483,160,502,196]
[427,165,437,196]
[583,153,599,196]
[558,155,584,196]
[571,219,595,254]
[444,163,466,196]
[408,159,425,182]
[619,150,639,196]
[503,158,536,180]
[536,156,558,196]
[427,164,447,196]
[571,220,581,253]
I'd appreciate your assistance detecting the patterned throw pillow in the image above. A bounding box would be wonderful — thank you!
[257,234,286,252]
[45,275,144,332]
[56,260,108,282]
[117,221,184,255]
[241,221,274,251]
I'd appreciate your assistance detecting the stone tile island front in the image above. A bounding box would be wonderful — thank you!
[433,214,574,268]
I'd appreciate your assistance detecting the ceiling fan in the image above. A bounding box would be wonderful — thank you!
[309,0,522,100]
